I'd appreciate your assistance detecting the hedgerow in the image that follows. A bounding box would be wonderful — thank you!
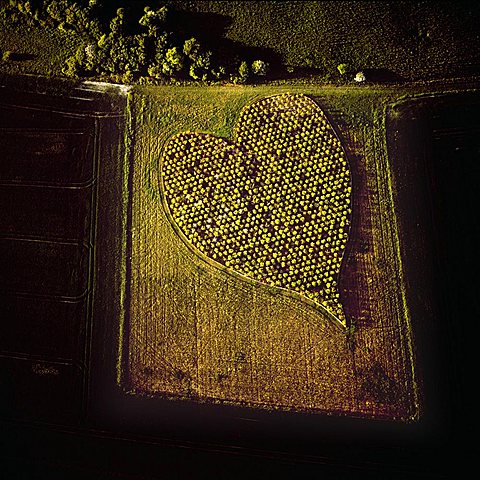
[1,0,270,83]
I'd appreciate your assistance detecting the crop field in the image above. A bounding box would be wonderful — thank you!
[0,76,128,421]
[117,83,444,420]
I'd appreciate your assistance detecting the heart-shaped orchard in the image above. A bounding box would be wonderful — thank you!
[160,93,351,327]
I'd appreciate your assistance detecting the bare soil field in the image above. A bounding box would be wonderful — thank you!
[0,74,128,422]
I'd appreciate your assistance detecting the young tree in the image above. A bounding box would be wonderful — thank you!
[251,59,269,76]
[189,50,212,80]
[109,7,125,36]
[162,46,184,76]
[183,37,201,60]
[139,5,168,37]
[237,60,249,84]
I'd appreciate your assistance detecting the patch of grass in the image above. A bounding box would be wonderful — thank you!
[0,11,82,77]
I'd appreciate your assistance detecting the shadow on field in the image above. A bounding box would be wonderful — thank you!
[362,68,405,84]
[167,9,283,73]
[5,53,37,62]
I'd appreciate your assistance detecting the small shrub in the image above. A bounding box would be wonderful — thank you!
[251,59,269,76]
[2,50,13,61]
[337,63,348,75]
[354,71,366,82]
[236,60,249,84]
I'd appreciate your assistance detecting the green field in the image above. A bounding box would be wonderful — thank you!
[166,0,480,80]
[1,1,480,83]
[117,83,433,419]
[0,8,82,78]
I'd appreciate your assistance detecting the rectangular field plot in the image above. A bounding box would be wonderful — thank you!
[0,129,94,186]
[0,186,91,240]
[0,76,127,424]
[116,85,449,421]
[0,295,87,359]
[0,238,89,297]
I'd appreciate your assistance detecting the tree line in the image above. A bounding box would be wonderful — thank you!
[3,0,270,84]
